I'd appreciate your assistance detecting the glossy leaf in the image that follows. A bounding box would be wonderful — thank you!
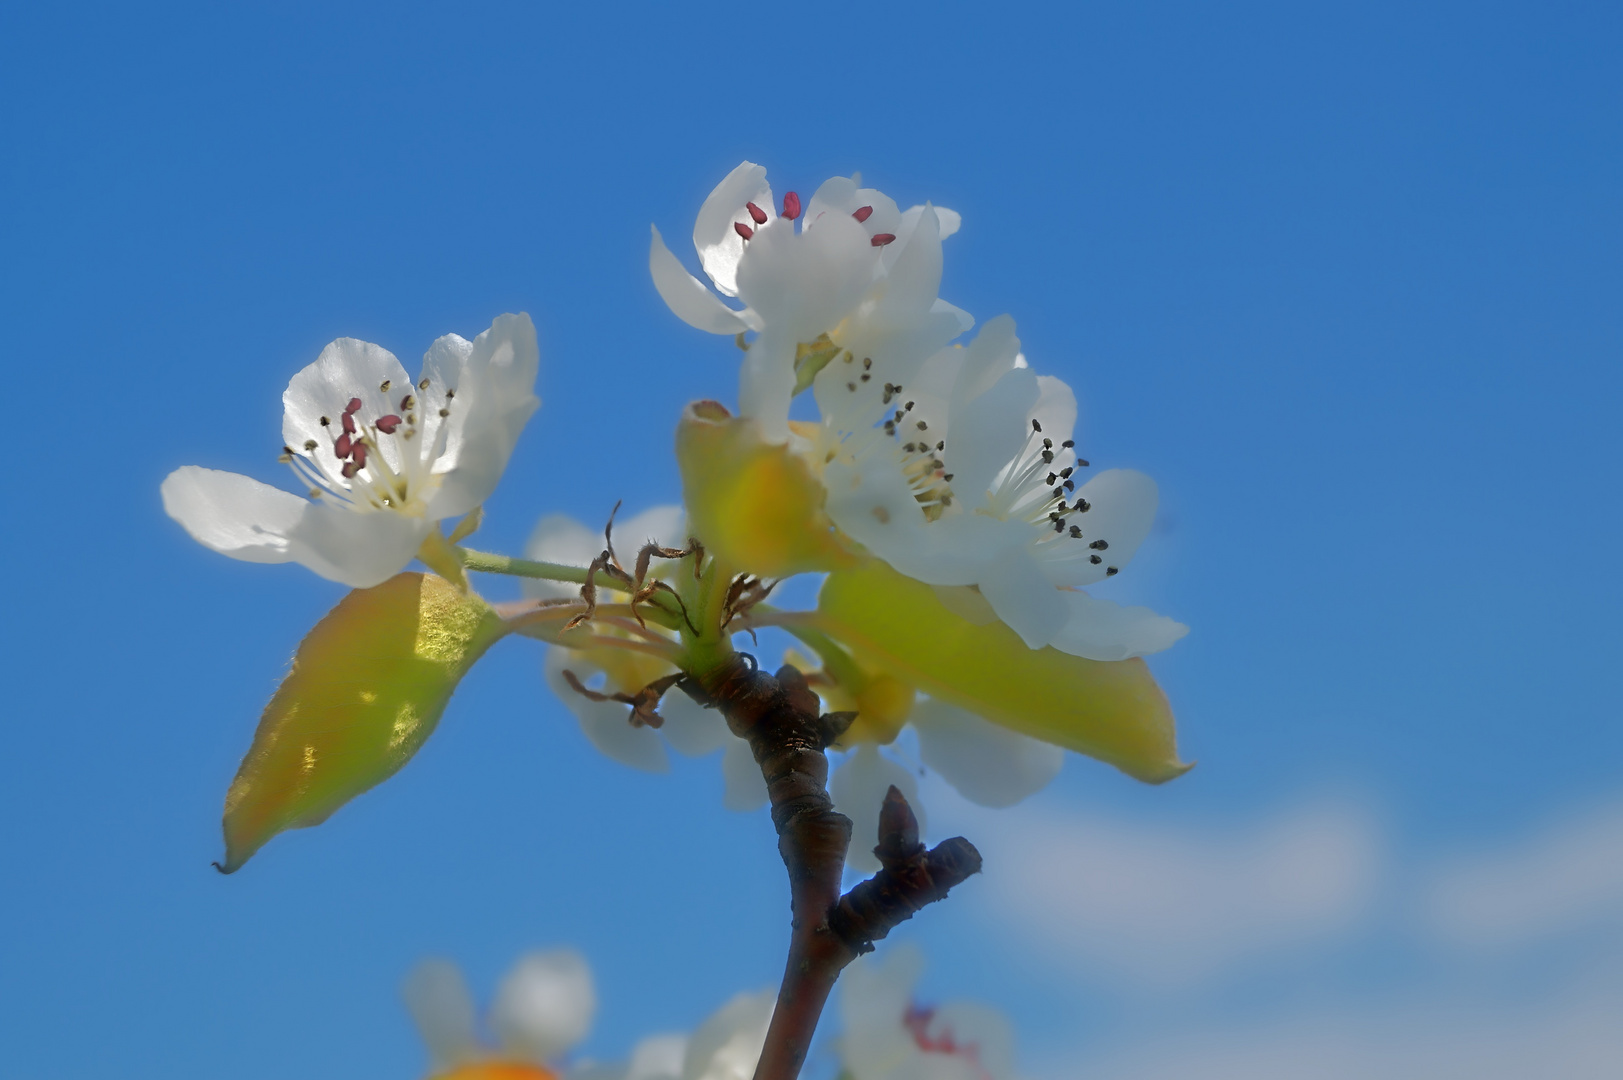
[675,400,855,577]
[219,572,508,871]
[817,561,1190,783]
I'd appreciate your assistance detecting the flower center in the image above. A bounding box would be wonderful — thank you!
[983,419,1120,575]
[277,375,457,514]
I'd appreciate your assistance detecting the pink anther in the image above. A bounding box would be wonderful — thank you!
[375,415,402,434]
[782,191,801,220]
[341,412,358,435]
[334,432,352,458]
[351,442,367,468]
[745,201,768,225]
[870,233,897,246]
[344,397,362,415]
[853,205,874,223]
[733,221,754,241]
[341,460,360,479]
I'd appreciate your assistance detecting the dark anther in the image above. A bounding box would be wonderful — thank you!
[942,473,953,481]
[916,421,927,431]
[319,416,331,426]
[1106,566,1119,576]
[1076,457,1090,467]
[1041,450,1055,463]
[1064,480,1075,492]
[1032,419,1042,432]
[1075,498,1091,512]
[1090,554,1102,564]
[379,379,391,393]
[1089,539,1109,550]
[1043,438,1053,449]
[1062,439,1074,448]
[1069,526,1082,538]
[1053,521,1065,533]
[302,439,317,451]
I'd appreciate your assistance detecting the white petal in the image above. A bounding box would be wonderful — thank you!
[401,958,480,1070]
[161,466,304,564]
[425,313,541,520]
[627,1034,688,1080]
[735,213,875,345]
[1049,590,1189,660]
[829,745,926,875]
[282,337,414,456]
[978,552,1069,649]
[833,207,963,383]
[918,1002,1018,1080]
[1030,374,1077,445]
[659,688,729,757]
[650,225,753,335]
[694,161,773,297]
[912,698,1064,808]
[682,989,774,1080]
[943,331,1037,502]
[806,176,902,241]
[545,648,669,773]
[838,945,923,1077]
[721,736,768,812]
[1039,468,1159,587]
[931,297,974,332]
[492,949,596,1063]
[289,499,433,588]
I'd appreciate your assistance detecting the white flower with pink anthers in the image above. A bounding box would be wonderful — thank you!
[650,162,971,442]
[161,313,538,589]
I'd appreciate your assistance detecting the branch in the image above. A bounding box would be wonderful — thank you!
[696,656,981,1080]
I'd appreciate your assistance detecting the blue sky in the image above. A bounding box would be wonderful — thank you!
[1,2,1619,1077]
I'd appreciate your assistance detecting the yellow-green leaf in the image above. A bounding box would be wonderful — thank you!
[675,399,856,577]
[817,561,1191,783]
[219,572,508,872]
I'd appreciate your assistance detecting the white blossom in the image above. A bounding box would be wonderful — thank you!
[838,944,1019,1080]
[822,315,1187,661]
[404,949,593,1078]
[162,314,539,589]
[650,162,970,442]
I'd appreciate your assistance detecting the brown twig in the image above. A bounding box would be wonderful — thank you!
[695,656,981,1080]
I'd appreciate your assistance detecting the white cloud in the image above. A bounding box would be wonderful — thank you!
[1423,800,1623,949]
[1072,980,1623,1080]
[957,795,1381,987]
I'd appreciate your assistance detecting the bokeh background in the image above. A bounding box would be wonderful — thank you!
[2,2,1619,1076]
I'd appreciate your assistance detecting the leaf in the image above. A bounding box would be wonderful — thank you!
[218,572,508,872]
[675,400,856,577]
[817,561,1190,783]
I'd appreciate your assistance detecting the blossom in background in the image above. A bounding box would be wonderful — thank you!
[523,507,764,807]
[162,314,539,589]
[822,315,1187,661]
[650,162,970,441]
[837,944,1018,1080]
[404,949,595,1079]
[404,949,773,1080]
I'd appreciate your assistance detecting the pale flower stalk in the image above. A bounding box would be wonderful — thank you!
[161,313,539,589]
[650,162,970,442]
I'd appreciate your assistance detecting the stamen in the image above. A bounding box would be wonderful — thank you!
[379,379,391,393]
[1075,499,1090,512]
[782,191,801,220]
[399,394,415,411]
[734,221,754,241]
[319,416,331,427]
[303,439,318,451]
[375,415,403,434]
[1062,439,1074,448]
[1090,554,1102,564]
[334,432,352,458]
[341,412,357,435]
[1106,566,1119,576]
[746,201,768,225]
[1089,540,1108,550]
[871,233,896,246]
[418,377,430,390]
[1032,419,1042,432]
[351,442,368,468]
[445,389,455,399]
[345,398,362,415]
[853,205,874,223]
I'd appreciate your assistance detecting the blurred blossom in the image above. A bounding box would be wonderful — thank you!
[838,943,1018,1080]
[404,950,772,1080]
[162,314,539,588]
[404,949,593,1078]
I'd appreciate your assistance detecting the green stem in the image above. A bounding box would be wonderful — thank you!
[458,547,592,583]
